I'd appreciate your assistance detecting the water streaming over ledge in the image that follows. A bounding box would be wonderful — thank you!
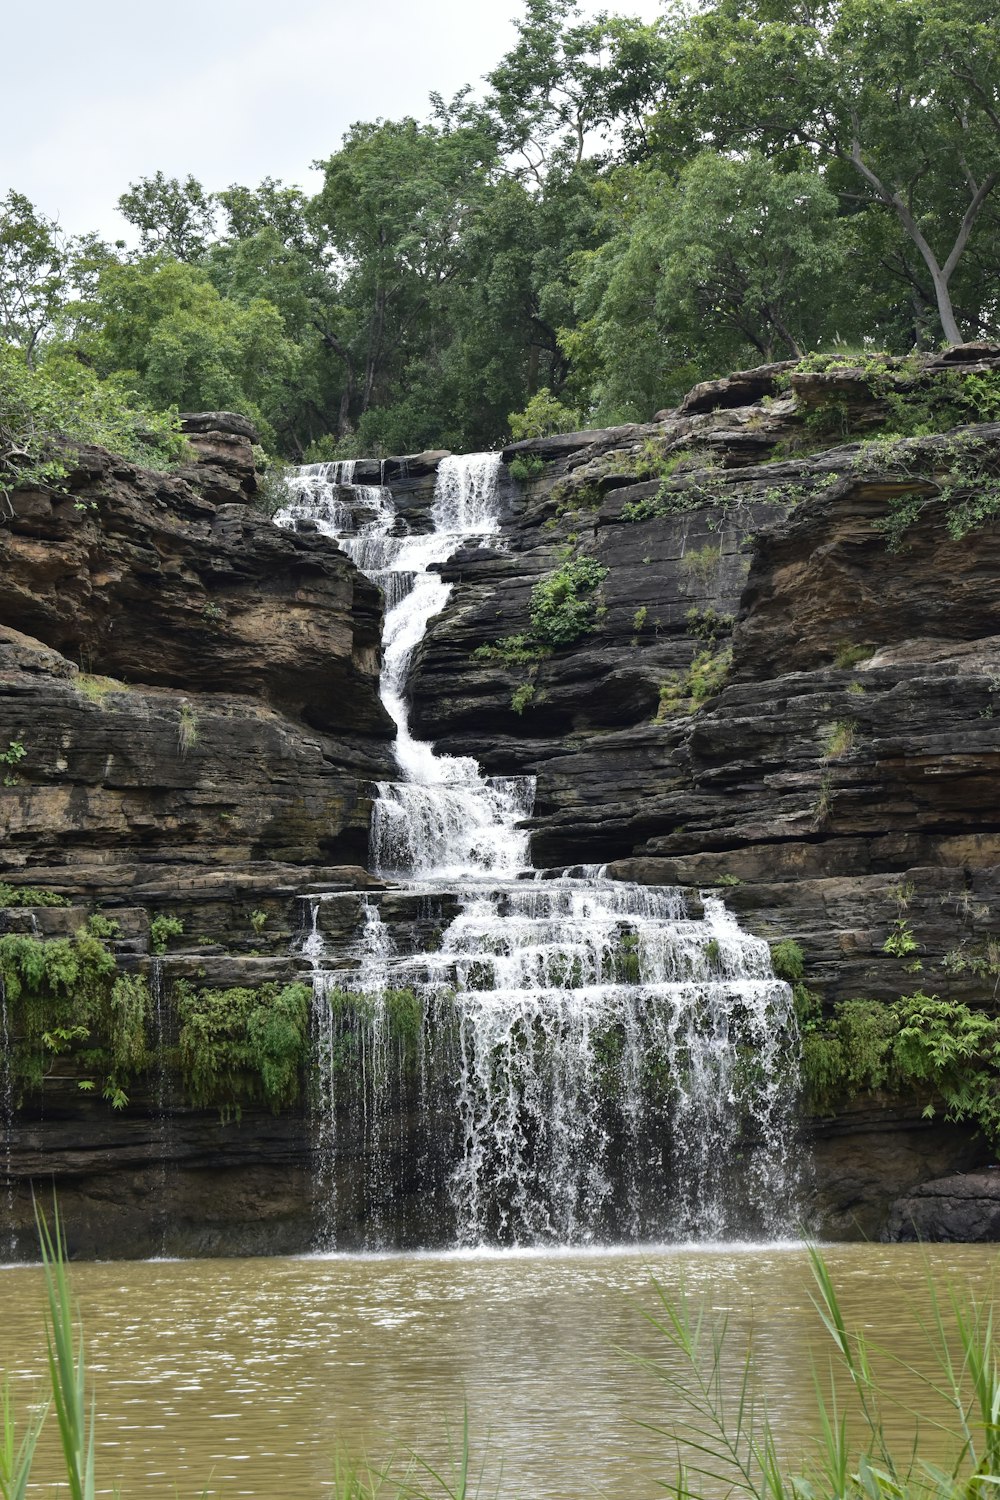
[0,978,14,1257]
[277,458,802,1249]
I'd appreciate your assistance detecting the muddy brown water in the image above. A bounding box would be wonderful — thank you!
[0,1243,997,1498]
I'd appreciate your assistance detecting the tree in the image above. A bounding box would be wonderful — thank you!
[564,155,849,420]
[653,0,1000,345]
[485,0,672,182]
[77,258,298,446]
[117,172,218,262]
[0,193,66,364]
[311,116,497,439]
[0,342,186,500]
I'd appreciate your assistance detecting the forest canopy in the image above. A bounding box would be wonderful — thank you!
[1,0,998,466]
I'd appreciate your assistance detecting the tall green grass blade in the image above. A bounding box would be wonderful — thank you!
[0,1375,46,1500]
[35,1203,96,1500]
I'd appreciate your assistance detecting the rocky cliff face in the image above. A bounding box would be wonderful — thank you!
[0,415,397,1257]
[1,416,394,875]
[4,361,1000,1256]
[402,347,1000,1237]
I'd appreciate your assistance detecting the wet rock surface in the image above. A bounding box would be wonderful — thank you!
[883,1169,1000,1242]
[403,351,1000,1239]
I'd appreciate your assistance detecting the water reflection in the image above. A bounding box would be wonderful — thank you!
[0,1244,996,1499]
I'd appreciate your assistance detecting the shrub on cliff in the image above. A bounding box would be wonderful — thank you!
[529,556,609,647]
[173,979,312,1116]
[509,388,583,440]
[800,991,1000,1144]
[0,342,186,503]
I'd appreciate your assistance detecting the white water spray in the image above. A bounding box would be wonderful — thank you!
[0,977,14,1257]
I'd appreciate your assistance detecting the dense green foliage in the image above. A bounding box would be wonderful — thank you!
[321,987,425,1075]
[800,991,1000,1144]
[657,647,733,717]
[173,979,312,1114]
[0,342,187,503]
[2,0,997,472]
[473,553,609,675]
[0,927,146,1106]
[528,556,609,646]
[0,883,71,908]
[0,925,314,1115]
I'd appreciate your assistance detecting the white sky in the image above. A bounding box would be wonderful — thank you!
[2,0,664,242]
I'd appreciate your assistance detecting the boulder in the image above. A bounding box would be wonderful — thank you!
[884,1171,1000,1241]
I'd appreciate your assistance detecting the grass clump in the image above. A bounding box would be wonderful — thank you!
[685,606,733,646]
[320,986,426,1077]
[176,700,198,756]
[821,719,858,760]
[680,542,721,588]
[658,647,732,719]
[75,674,126,705]
[813,770,835,827]
[833,642,872,669]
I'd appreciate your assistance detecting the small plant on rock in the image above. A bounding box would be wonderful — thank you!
[680,543,721,588]
[177,701,198,756]
[150,913,184,955]
[511,682,536,715]
[0,740,26,786]
[821,719,858,759]
[507,454,545,482]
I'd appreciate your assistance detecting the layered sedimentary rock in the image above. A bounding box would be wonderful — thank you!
[0,417,396,1256]
[401,348,1000,1236]
[0,421,394,875]
[5,351,1000,1254]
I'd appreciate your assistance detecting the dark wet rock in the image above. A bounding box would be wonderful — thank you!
[883,1170,1000,1242]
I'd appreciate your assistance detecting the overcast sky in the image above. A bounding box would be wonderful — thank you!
[3,0,664,242]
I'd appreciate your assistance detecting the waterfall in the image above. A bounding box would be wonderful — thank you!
[0,976,14,1258]
[150,957,174,1253]
[279,455,802,1248]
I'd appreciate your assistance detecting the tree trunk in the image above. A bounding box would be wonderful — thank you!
[848,137,998,347]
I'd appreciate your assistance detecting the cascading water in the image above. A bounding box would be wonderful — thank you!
[150,957,175,1252]
[278,456,802,1248]
[0,977,14,1258]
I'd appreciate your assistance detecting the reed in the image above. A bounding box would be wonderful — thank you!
[0,1204,92,1500]
[631,1244,1000,1500]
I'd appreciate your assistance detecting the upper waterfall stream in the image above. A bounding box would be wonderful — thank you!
[277,457,802,1249]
